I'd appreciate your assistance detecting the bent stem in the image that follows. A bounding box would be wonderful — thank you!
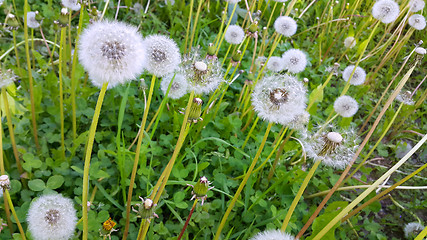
[177,199,199,240]
[214,122,273,240]
[123,75,157,240]
[82,82,108,240]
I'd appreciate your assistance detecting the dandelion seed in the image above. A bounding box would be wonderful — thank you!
[266,56,285,72]
[372,0,400,24]
[395,90,415,105]
[409,0,425,12]
[274,16,297,37]
[344,36,356,49]
[252,74,307,125]
[282,49,308,74]
[79,20,146,89]
[408,14,426,30]
[225,25,245,45]
[27,11,40,29]
[0,68,15,89]
[334,95,359,118]
[143,35,181,77]
[61,0,81,11]
[249,229,295,240]
[342,65,366,85]
[27,194,77,240]
[404,222,424,238]
[160,72,188,99]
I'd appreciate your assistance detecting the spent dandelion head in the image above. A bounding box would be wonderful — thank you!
[61,0,81,11]
[160,72,189,99]
[334,95,359,118]
[0,175,10,191]
[404,222,424,238]
[372,0,400,24]
[250,229,295,240]
[27,194,77,240]
[409,0,425,12]
[266,56,285,72]
[252,74,307,125]
[396,90,415,105]
[187,176,214,205]
[342,65,366,85]
[344,36,356,49]
[27,11,40,29]
[274,16,297,37]
[132,197,159,222]
[143,34,181,77]
[282,49,308,74]
[408,14,426,30]
[79,20,146,89]
[0,68,15,89]
[224,25,245,45]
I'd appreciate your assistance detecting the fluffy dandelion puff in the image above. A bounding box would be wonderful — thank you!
[61,0,81,11]
[252,74,307,125]
[344,36,356,49]
[250,229,295,240]
[0,69,15,89]
[302,128,358,169]
[342,65,366,85]
[27,12,40,29]
[408,14,426,30]
[266,56,285,72]
[274,16,297,37]
[372,0,400,24]
[143,35,181,77]
[160,72,188,99]
[334,95,359,118]
[409,0,425,12]
[396,90,415,105]
[415,47,426,55]
[225,25,245,45]
[282,49,308,74]
[404,222,424,238]
[79,20,146,89]
[289,110,310,131]
[27,194,77,240]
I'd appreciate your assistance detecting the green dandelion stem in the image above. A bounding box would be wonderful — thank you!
[59,27,66,162]
[4,190,26,240]
[183,0,194,54]
[12,30,21,69]
[215,2,238,56]
[189,0,204,53]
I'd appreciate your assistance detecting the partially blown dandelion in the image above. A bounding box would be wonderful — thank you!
[372,0,400,24]
[342,65,366,85]
[344,36,356,49]
[27,194,77,240]
[0,68,14,89]
[143,34,181,77]
[250,229,295,240]
[79,20,146,88]
[160,72,188,99]
[274,16,297,37]
[396,90,415,105]
[334,95,359,118]
[282,49,308,74]
[409,0,425,12]
[408,14,426,30]
[224,25,245,45]
[61,0,81,11]
[404,222,424,238]
[266,56,285,72]
[27,11,40,28]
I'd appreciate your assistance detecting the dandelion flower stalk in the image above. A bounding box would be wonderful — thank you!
[177,199,199,240]
[3,190,26,240]
[188,0,203,53]
[12,30,21,70]
[58,27,66,162]
[215,3,239,55]
[183,0,194,53]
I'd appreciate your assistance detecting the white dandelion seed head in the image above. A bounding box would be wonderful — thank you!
[143,35,181,77]
[274,16,297,37]
[225,0,241,3]
[27,194,77,240]
[396,90,415,105]
[415,47,426,55]
[182,51,223,95]
[224,25,245,45]
[0,68,15,89]
[342,65,366,85]
[404,222,424,238]
[160,72,188,99]
[250,229,295,240]
[301,127,359,169]
[27,12,40,29]
[266,56,285,72]
[334,95,359,118]
[79,20,146,89]
[256,56,268,68]
[61,0,81,11]
[409,0,425,12]
[344,36,356,49]
[282,49,308,74]
[408,14,426,30]
[288,110,310,131]
[252,74,307,125]
[372,0,400,24]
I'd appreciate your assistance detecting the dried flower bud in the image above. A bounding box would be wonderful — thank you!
[207,43,216,58]
[188,176,214,205]
[132,197,159,221]
[188,98,203,123]
[0,175,10,191]
[5,14,19,30]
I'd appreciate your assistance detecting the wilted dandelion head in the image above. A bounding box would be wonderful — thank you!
[342,65,366,85]
[344,36,356,49]
[79,20,146,89]
[224,25,245,45]
[266,56,285,72]
[408,14,426,30]
[143,35,181,77]
[274,16,297,37]
[252,74,307,125]
[404,222,424,238]
[0,68,15,89]
[27,194,77,240]
[396,90,415,105]
[302,127,358,169]
[409,0,425,12]
[334,95,359,118]
[27,11,40,29]
[61,0,81,11]
[250,229,295,240]
[160,72,188,99]
[372,0,400,24]
[182,50,223,95]
[282,49,308,74]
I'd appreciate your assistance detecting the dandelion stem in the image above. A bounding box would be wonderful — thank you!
[59,27,66,162]
[100,0,110,20]
[12,30,21,70]
[4,190,26,240]
[241,116,259,149]
[215,3,238,56]
[214,122,273,240]
[177,199,199,240]
[82,82,108,240]
[188,0,203,53]
[183,0,194,54]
